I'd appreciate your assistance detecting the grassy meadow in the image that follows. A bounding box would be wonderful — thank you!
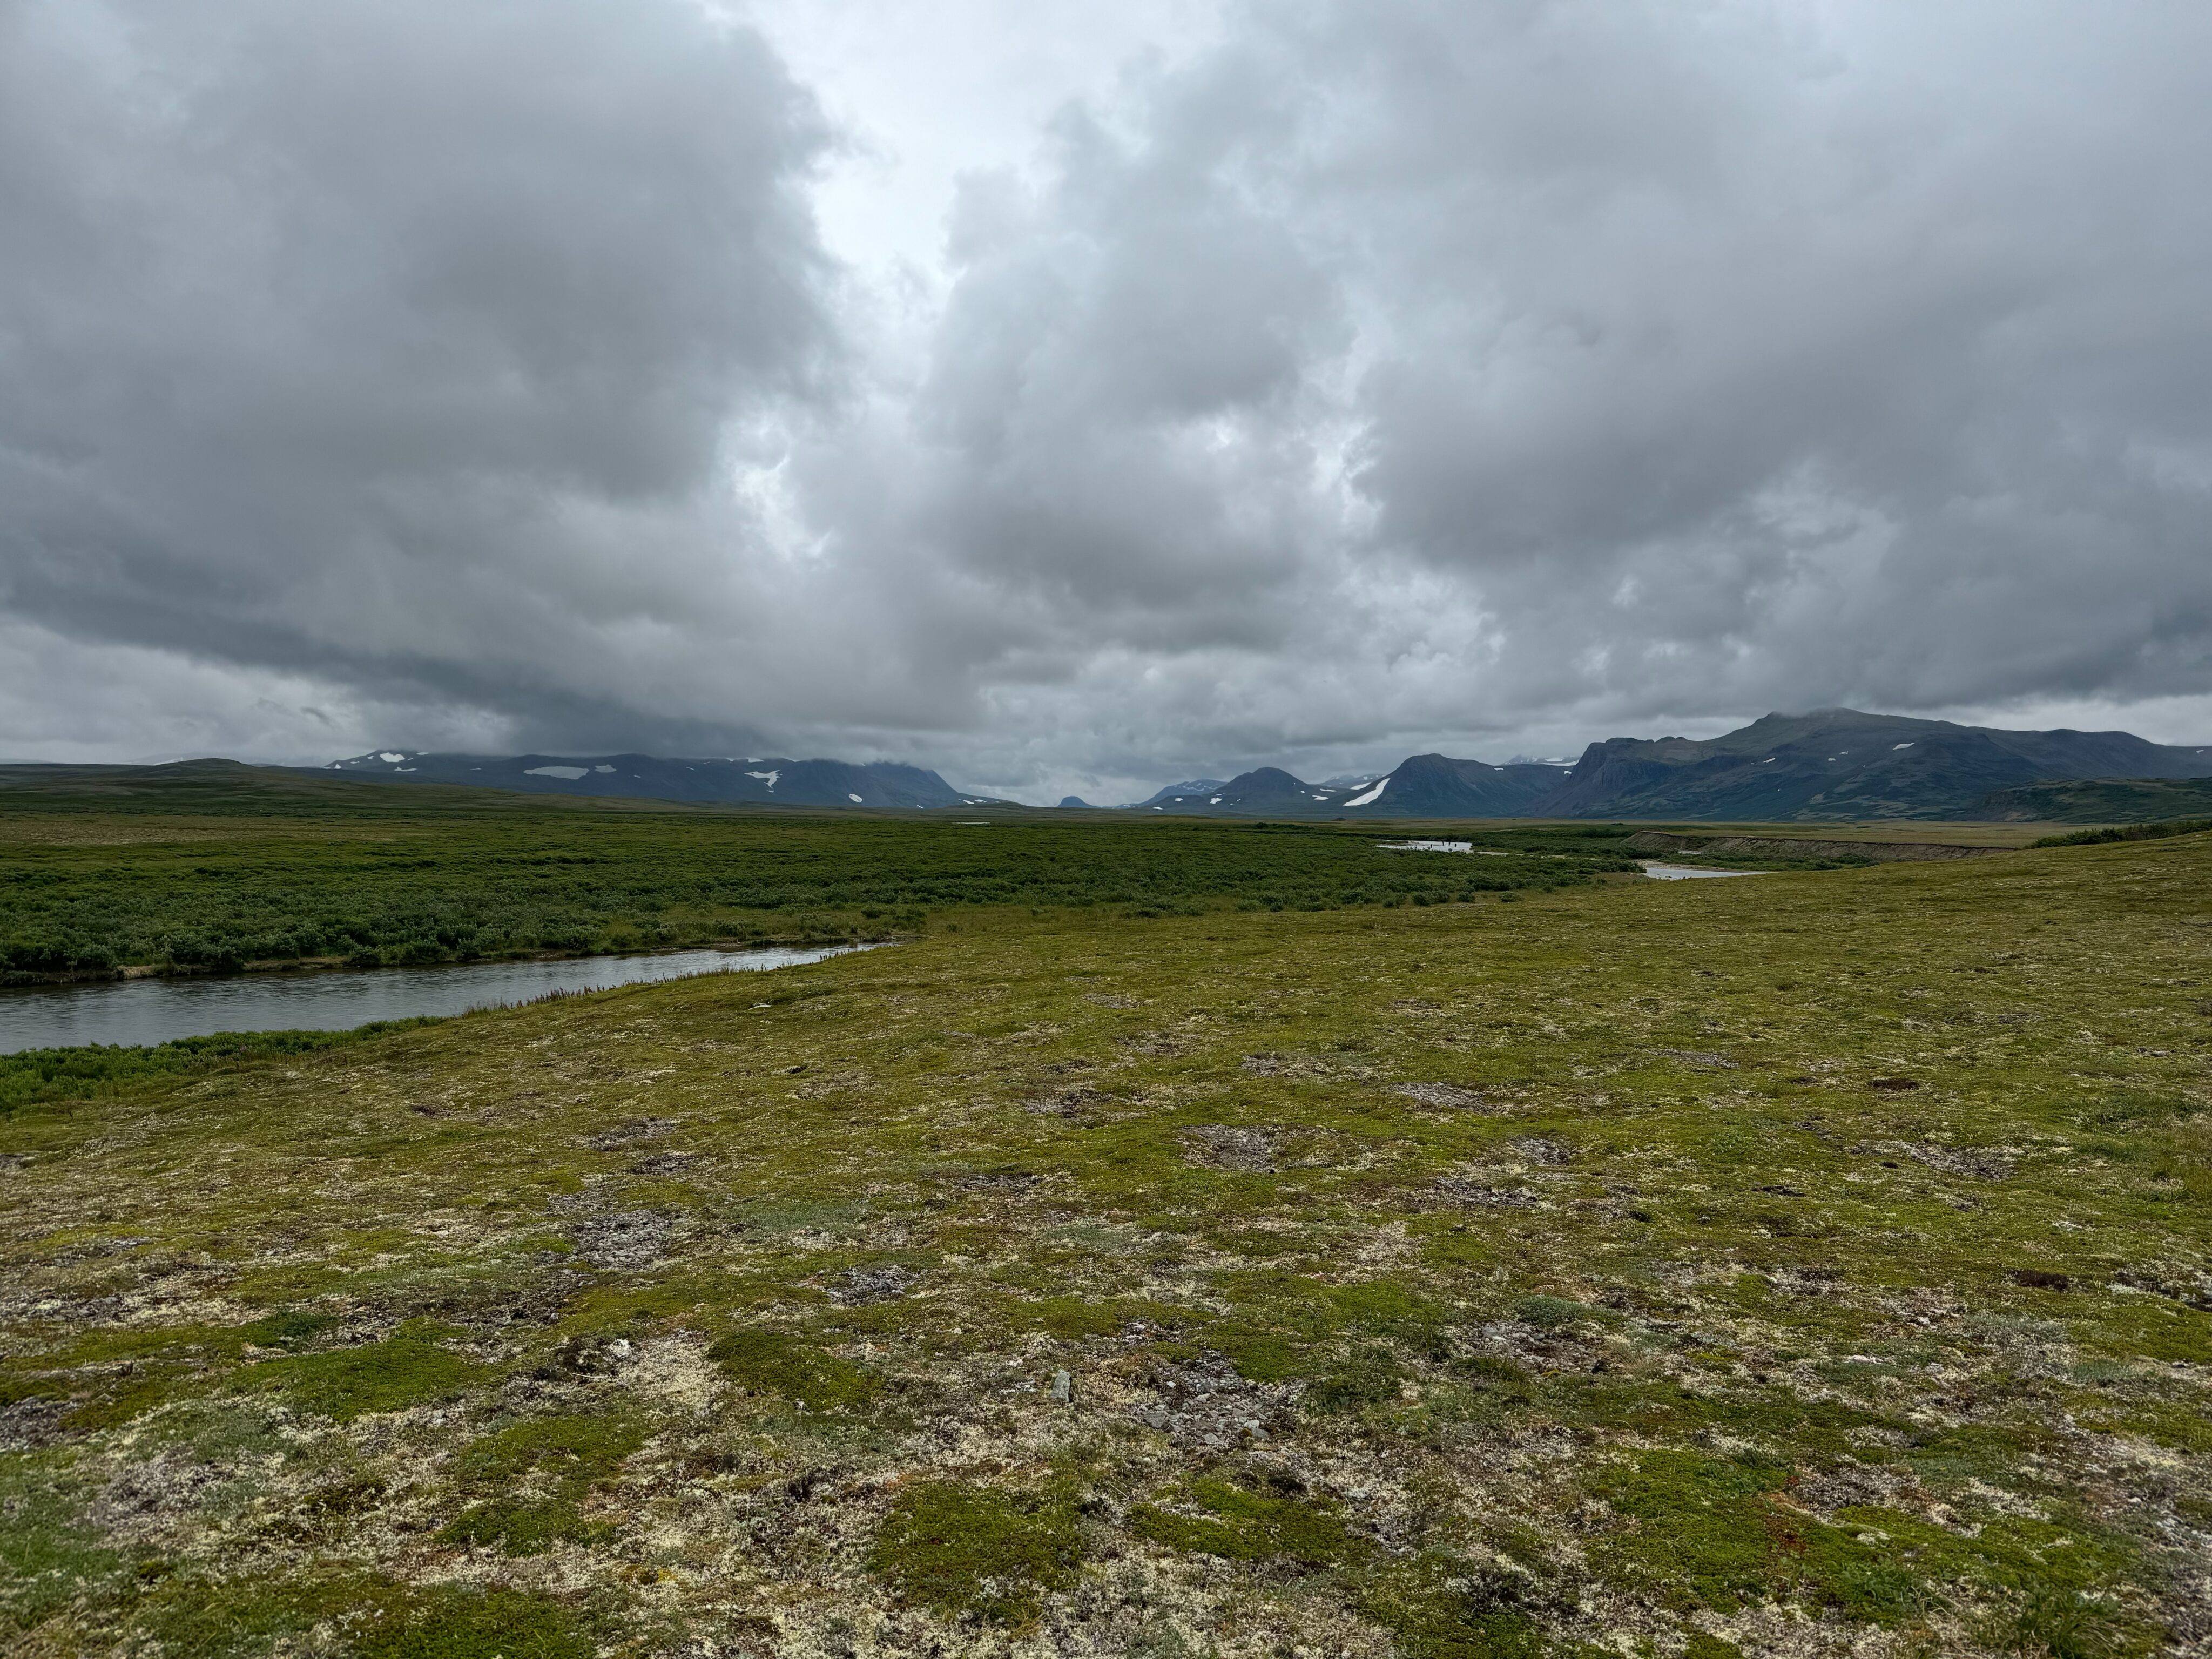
[2,798,2210,1657]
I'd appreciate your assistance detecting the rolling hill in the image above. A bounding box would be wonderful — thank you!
[1973,775,2212,824]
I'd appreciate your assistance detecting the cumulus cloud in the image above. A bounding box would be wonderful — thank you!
[3,0,2209,797]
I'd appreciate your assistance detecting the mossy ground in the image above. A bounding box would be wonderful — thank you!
[4,832,2211,1655]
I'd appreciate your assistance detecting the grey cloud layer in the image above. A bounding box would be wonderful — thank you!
[3,0,2208,786]
[0,0,838,748]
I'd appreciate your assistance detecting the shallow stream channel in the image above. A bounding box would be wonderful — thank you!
[0,944,867,1055]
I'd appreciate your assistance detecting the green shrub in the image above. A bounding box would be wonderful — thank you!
[709,1327,882,1412]
[1514,1294,1590,1330]
[355,1585,596,1659]
[1307,1345,1404,1414]
[1129,1475,1364,1570]
[0,793,1635,976]
[0,1460,127,1632]
[1,1021,440,1116]
[241,1310,341,1351]
[1588,1451,1919,1621]
[869,1481,1083,1624]
[436,1499,595,1556]
[2034,818,2212,847]
[1359,1552,1547,1659]
[453,1412,647,1488]
[240,1329,485,1420]
[436,1412,646,1556]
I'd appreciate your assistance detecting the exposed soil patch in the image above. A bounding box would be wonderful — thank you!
[1128,1350,1304,1449]
[584,1117,677,1150]
[1881,1141,2017,1181]
[1653,1048,1735,1070]
[946,1170,1041,1193]
[1393,1081,1488,1110]
[570,1209,675,1270]
[1178,1125,1283,1172]
[1432,1177,1545,1211]
[830,1264,919,1305]
[1027,1085,1111,1117]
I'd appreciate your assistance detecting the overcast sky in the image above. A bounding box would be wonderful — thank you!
[3,0,2209,802]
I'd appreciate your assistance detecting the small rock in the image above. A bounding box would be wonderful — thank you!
[829,1265,918,1305]
[1179,1125,1282,1171]
[1050,1368,1072,1404]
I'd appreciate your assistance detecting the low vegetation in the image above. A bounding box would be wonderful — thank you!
[2,811,2209,1655]
[0,766,1638,980]
[1,1023,436,1117]
[2033,817,2212,848]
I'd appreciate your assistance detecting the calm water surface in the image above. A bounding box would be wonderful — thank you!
[0,945,867,1055]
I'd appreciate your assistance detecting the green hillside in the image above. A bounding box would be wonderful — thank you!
[1976,775,2212,823]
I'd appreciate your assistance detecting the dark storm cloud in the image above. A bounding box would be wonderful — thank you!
[0,0,836,750]
[3,0,2209,790]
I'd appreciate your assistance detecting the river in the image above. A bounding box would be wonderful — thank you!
[0,944,867,1055]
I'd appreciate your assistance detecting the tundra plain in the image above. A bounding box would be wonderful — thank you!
[3,797,2209,1658]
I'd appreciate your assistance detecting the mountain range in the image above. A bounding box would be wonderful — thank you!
[1131,754,1571,817]
[314,709,2212,822]
[1129,710,2212,821]
[313,751,1009,810]
[1536,709,2212,821]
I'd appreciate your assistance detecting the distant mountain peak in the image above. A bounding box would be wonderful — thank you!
[316,750,1006,810]
[1127,751,1564,819]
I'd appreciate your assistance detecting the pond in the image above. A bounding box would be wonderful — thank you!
[0,944,868,1055]
[1641,862,1765,880]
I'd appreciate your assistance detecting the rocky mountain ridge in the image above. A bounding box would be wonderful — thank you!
[317,709,2212,820]
[1134,710,2212,821]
